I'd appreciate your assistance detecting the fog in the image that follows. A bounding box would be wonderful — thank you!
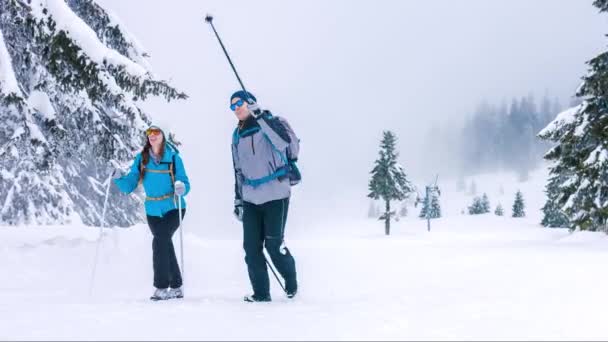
[97,0,607,236]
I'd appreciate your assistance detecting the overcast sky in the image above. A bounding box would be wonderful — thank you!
[97,0,607,235]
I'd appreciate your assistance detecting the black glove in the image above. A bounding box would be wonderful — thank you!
[234,205,244,222]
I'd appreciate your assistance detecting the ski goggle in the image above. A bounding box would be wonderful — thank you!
[146,128,162,137]
[230,99,245,111]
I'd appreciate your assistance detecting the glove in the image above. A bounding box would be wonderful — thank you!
[247,101,263,118]
[233,204,244,222]
[111,168,123,180]
[174,181,186,196]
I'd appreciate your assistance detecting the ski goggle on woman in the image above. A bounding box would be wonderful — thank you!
[230,99,246,111]
[146,128,162,137]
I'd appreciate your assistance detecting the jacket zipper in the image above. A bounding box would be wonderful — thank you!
[251,135,255,155]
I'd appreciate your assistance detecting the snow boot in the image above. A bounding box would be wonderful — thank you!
[168,287,184,299]
[286,288,297,299]
[150,288,171,301]
[244,294,272,303]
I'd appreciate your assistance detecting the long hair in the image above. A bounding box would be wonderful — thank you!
[139,134,166,184]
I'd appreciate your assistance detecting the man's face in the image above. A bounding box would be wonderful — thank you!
[232,97,250,121]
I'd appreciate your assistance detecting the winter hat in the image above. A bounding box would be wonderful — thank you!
[230,90,257,104]
[146,122,181,149]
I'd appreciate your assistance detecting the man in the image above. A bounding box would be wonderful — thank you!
[230,90,300,303]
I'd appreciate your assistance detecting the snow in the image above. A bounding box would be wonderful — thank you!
[10,126,24,139]
[0,29,22,96]
[574,112,589,137]
[27,90,57,121]
[29,0,148,78]
[104,9,152,72]
[584,145,607,166]
[538,105,581,137]
[25,117,48,145]
[1,216,608,340]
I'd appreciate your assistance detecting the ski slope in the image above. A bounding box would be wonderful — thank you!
[2,213,608,340]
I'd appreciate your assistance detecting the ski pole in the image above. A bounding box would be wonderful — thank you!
[204,14,255,104]
[264,252,287,294]
[89,171,113,296]
[178,195,185,284]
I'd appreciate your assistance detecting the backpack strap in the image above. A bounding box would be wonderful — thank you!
[141,154,177,201]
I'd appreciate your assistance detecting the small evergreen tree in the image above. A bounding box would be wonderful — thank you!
[512,191,526,218]
[368,131,415,235]
[481,193,491,213]
[419,191,441,219]
[468,197,485,215]
[495,204,504,216]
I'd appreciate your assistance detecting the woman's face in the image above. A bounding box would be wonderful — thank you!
[147,128,164,148]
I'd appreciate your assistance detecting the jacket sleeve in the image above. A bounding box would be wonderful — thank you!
[257,112,291,151]
[114,154,142,194]
[231,142,243,205]
[174,154,191,196]
[277,116,299,160]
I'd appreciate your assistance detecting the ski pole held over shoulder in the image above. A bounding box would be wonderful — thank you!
[204,14,259,110]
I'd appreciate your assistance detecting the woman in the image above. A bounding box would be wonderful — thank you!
[114,125,190,301]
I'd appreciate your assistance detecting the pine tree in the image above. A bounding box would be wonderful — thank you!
[541,175,571,228]
[481,193,491,213]
[512,191,526,218]
[0,0,186,226]
[538,0,608,232]
[368,131,414,235]
[495,204,504,216]
[468,197,485,215]
[419,191,441,219]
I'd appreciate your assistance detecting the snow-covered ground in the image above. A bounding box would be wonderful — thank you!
[2,167,608,340]
[2,213,608,340]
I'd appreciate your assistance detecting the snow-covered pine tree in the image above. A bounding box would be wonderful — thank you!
[468,197,485,215]
[541,174,571,228]
[368,131,414,235]
[0,0,186,226]
[537,0,608,232]
[495,203,504,216]
[512,191,526,218]
[481,193,491,213]
[419,190,441,219]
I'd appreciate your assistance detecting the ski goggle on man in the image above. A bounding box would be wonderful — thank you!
[230,99,246,111]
